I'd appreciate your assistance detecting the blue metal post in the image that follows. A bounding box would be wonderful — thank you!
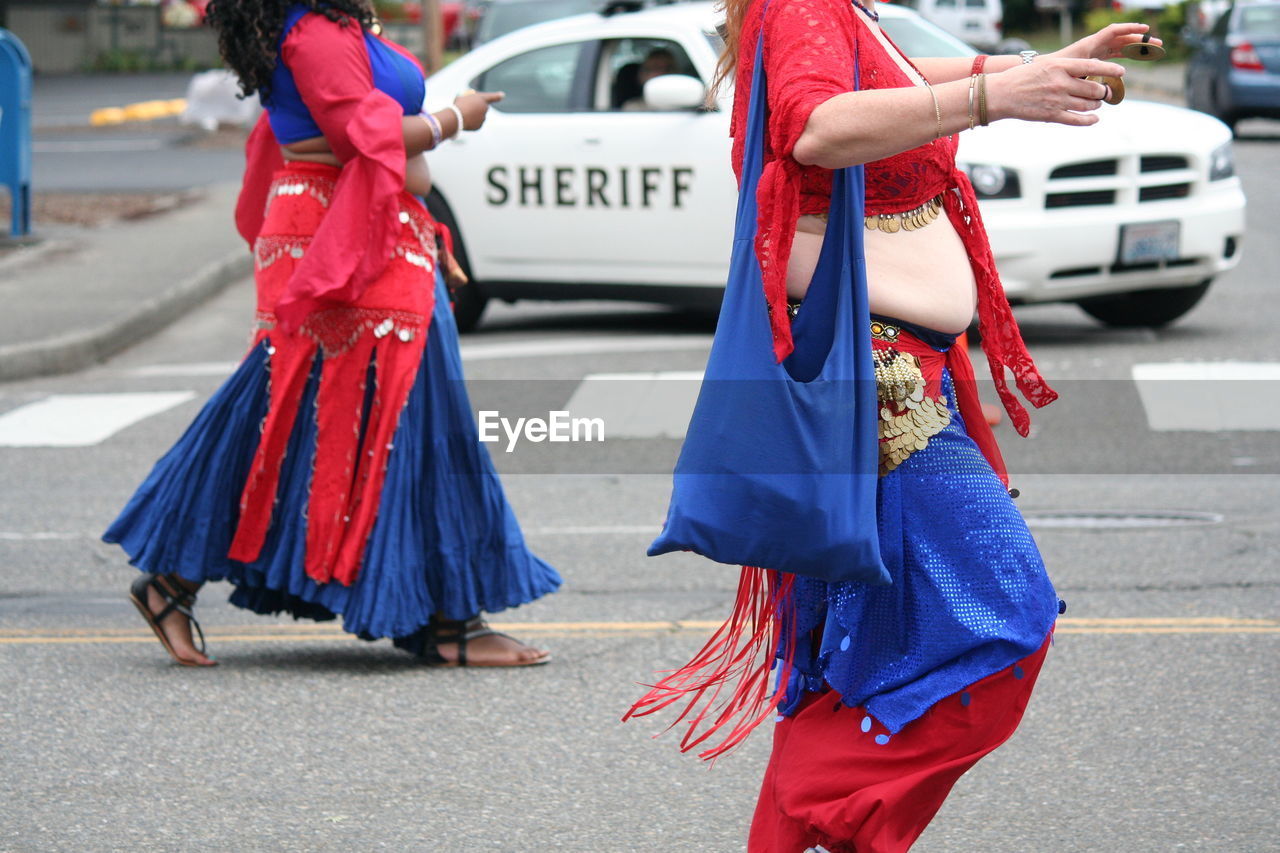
[0,27,33,238]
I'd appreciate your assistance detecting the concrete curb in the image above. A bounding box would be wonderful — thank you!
[0,250,251,383]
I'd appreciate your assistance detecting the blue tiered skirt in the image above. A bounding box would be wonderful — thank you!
[104,272,562,642]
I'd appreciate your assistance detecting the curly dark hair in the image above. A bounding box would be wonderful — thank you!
[205,0,376,101]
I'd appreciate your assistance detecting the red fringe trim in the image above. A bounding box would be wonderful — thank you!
[623,567,796,761]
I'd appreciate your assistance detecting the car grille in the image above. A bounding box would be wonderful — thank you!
[1140,183,1192,202]
[1141,155,1190,172]
[1046,190,1117,208]
[1044,154,1196,209]
[1050,160,1118,179]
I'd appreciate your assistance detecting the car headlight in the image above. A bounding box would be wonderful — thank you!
[1208,141,1235,181]
[962,164,1021,199]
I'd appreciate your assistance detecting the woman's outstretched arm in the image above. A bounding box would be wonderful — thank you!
[794,55,1122,169]
[911,23,1161,84]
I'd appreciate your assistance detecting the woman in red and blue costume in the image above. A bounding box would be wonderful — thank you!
[105,0,561,669]
[627,1,1159,849]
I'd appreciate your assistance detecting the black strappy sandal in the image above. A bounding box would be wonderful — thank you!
[128,573,216,667]
[419,615,551,668]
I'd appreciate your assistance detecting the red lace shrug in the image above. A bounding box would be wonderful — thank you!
[732,0,1056,434]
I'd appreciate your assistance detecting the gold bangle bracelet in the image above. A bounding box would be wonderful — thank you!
[925,83,942,140]
[978,72,989,127]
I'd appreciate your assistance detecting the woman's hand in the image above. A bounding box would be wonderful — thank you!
[985,57,1126,126]
[453,91,504,131]
[1049,22,1162,61]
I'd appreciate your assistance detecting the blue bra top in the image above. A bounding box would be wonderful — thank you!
[263,5,425,144]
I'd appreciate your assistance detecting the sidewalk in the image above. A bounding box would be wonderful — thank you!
[0,182,248,383]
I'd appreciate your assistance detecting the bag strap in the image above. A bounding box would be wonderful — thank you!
[737,1,861,208]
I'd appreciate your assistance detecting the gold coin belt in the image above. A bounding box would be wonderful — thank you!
[872,345,952,476]
[865,193,945,234]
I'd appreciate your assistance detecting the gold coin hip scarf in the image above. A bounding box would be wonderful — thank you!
[815,192,947,234]
[871,320,952,476]
[866,192,946,234]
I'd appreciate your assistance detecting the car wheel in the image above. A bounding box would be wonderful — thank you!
[1076,280,1212,328]
[424,190,488,332]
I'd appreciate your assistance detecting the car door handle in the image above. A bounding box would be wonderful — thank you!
[583,137,602,145]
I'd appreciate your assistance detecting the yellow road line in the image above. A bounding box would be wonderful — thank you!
[0,617,1276,646]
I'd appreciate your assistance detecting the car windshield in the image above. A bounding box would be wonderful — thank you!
[477,0,601,43]
[1239,4,1280,36]
[880,15,977,57]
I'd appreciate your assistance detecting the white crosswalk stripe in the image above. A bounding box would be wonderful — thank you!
[0,392,196,447]
[1132,362,1280,431]
[562,371,703,439]
[9,359,1277,452]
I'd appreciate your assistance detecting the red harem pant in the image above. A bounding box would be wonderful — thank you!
[749,632,1052,853]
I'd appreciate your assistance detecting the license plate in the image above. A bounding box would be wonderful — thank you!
[1119,221,1180,265]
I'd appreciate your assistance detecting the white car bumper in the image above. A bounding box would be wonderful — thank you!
[984,178,1246,304]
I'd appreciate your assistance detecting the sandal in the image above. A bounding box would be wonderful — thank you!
[419,615,551,668]
[128,573,216,668]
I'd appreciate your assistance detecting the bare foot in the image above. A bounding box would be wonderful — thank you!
[427,617,550,667]
[134,575,216,667]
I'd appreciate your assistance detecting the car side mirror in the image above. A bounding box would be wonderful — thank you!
[643,74,707,111]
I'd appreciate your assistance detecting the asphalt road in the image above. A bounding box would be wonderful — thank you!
[31,73,246,193]
[3,115,1279,850]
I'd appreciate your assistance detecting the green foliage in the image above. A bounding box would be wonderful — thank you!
[373,1,413,22]
[1002,0,1043,34]
[90,48,151,72]
[1083,2,1190,60]
[1157,1,1188,40]
[1083,6,1136,35]
[87,48,214,73]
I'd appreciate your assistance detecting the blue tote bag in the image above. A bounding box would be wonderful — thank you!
[647,33,889,586]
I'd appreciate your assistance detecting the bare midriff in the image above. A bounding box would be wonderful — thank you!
[282,138,432,196]
[790,213,976,334]
[785,12,977,335]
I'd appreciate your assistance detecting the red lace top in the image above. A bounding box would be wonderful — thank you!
[731,0,1056,434]
[235,12,417,333]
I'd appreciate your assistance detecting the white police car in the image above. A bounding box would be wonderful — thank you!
[423,1,1246,331]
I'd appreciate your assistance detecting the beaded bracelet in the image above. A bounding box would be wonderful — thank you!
[970,54,987,77]
[419,110,443,149]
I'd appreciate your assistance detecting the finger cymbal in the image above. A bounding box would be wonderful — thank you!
[1122,32,1166,61]
[1087,75,1126,105]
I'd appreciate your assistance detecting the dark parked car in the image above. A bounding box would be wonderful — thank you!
[1186,0,1280,131]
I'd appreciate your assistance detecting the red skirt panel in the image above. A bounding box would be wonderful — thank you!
[749,632,1052,853]
[228,161,439,587]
